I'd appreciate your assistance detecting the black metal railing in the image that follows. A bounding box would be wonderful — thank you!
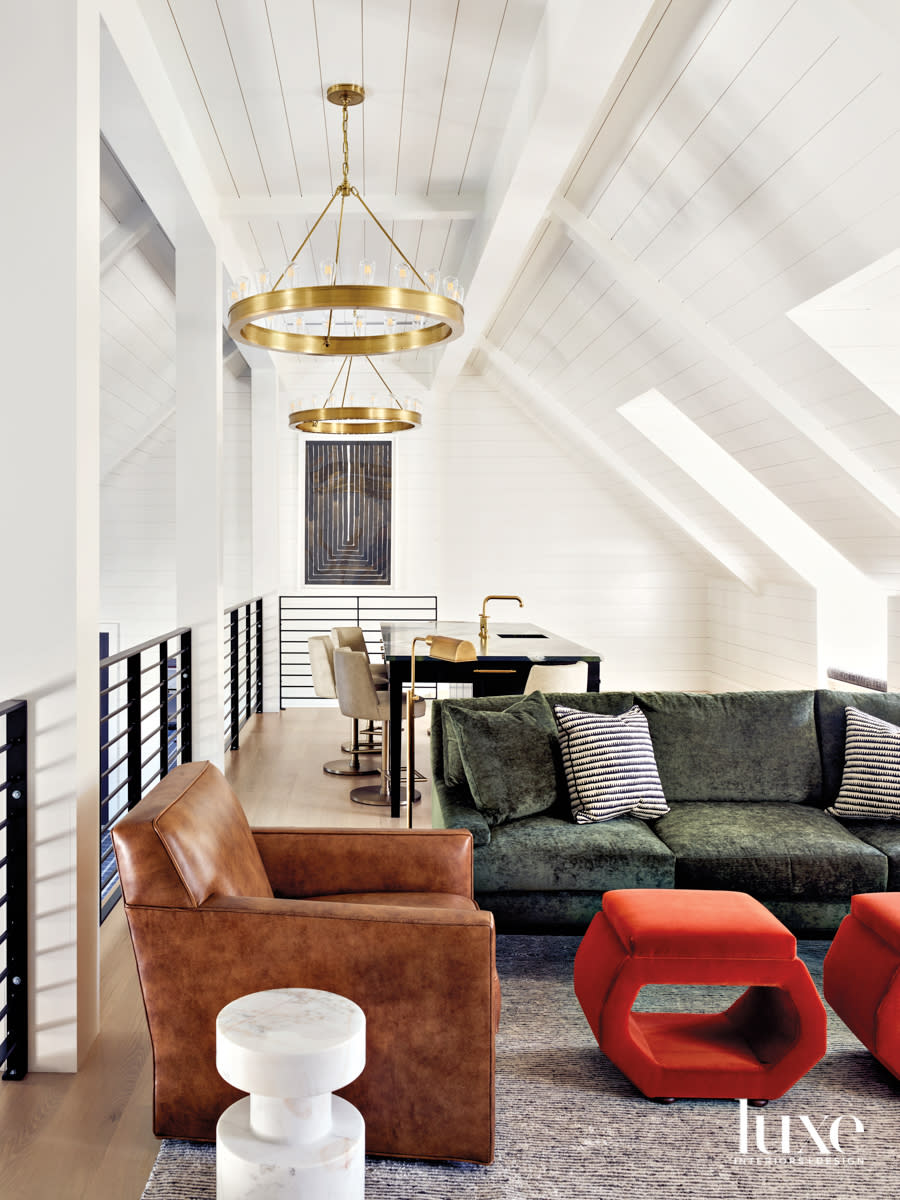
[224,598,263,752]
[0,699,27,1080]
[99,629,192,922]
[279,594,438,706]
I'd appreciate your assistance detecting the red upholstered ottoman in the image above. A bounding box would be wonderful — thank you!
[574,889,827,1102]
[824,892,900,1080]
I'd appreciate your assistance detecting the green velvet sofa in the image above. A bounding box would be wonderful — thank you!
[430,689,900,937]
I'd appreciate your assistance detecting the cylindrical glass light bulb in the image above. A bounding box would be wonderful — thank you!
[359,259,376,284]
[319,259,337,284]
[423,267,441,294]
[442,275,460,300]
[253,268,271,294]
[394,261,412,287]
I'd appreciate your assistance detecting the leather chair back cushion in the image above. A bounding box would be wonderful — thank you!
[113,761,274,908]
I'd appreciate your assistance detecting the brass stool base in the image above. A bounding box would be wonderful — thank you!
[323,758,379,777]
[350,787,422,806]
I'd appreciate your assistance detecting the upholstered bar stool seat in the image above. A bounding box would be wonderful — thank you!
[308,636,378,777]
[824,892,900,1080]
[524,661,588,693]
[331,627,387,753]
[333,646,424,807]
[574,889,827,1102]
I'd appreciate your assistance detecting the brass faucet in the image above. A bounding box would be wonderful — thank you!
[479,594,524,641]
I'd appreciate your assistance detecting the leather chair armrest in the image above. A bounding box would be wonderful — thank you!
[251,827,475,899]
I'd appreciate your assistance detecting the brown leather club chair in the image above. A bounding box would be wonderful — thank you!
[112,760,499,1164]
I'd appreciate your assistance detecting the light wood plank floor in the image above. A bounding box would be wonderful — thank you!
[0,705,434,1200]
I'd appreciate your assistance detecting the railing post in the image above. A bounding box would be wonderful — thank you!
[181,630,192,763]
[126,651,142,813]
[3,701,28,1080]
[229,608,240,750]
[255,598,263,714]
[159,639,170,781]
[244,602,252,725]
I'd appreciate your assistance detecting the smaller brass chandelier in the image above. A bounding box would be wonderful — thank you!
[227,82,464,358]
[288,355,422,435]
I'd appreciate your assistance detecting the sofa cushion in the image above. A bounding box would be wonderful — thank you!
[473,813,675,893]
[634,691,820,803]
[839,821,900,889]
[440,691,634,785]
[653,802,886,899]
[553,704,669,823]
[448,691,562,826]
[814,690,900,806]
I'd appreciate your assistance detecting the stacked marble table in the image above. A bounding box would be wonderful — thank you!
[216,988,366,1200]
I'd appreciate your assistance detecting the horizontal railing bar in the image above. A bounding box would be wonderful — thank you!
[100,627,191,670]
[101,749,129,778]
[103,698,130,721]
[100,727,129,754]
[104,774,131,805]
[0,699,26,719]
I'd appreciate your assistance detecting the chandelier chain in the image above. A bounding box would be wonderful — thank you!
[342,101,350,191]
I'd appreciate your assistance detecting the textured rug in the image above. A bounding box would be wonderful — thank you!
[141,935,899,1200]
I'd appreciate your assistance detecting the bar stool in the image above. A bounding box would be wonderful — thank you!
[331,627,387,754]
[333,646,424,807]
[308,635,378,777]
[524,661,588,693]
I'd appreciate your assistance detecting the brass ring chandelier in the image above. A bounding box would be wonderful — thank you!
[288,355,422,435]
[227,83,465,358]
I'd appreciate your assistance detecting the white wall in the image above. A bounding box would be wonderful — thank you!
[101,419,176,650]
[707,579,819,690]
[277,371,713,691]
[223,370,252,608]
[889,596,900,690]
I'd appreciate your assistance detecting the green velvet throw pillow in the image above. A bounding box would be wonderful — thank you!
[445,691,561,826]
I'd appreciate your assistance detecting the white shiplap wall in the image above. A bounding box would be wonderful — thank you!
[889,595,900,690]
[280,368,712,688]
[100,226,254,649]
[707,578,819,690]
[223,370,253,607]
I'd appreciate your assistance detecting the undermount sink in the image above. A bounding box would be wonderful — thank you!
[496,633,548,639]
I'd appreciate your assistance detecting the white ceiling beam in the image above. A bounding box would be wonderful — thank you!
[221,193,482,222]
[430,0,669,400]
[479,339,759,592]
[100,202,155,275]
[552,193,900,530]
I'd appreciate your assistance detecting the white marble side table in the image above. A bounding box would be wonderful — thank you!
[215,988,366,1200]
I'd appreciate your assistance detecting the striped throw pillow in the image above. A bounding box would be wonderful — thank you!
[554,704,669,824]
[828,706,900,820]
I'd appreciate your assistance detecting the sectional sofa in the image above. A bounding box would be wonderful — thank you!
[431,688,900,936]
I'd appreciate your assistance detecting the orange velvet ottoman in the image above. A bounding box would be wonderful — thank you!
[824,892,900,1080]
[574,889,827,1102]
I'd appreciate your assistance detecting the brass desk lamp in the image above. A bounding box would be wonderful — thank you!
[407,636,478,828]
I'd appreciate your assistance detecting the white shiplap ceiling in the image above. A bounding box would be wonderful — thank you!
[104,0,900,590]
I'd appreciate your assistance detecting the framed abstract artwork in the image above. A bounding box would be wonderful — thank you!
[305,441,392,585]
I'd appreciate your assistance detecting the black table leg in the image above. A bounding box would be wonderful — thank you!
[587,661,601,691]
[389,668,404,817]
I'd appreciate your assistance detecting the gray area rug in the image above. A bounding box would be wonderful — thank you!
[141,935,899,1199]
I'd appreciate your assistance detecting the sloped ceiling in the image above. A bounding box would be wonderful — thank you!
[106,0,900,589]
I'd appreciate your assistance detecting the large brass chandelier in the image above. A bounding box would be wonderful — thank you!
[226,83,465,360]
